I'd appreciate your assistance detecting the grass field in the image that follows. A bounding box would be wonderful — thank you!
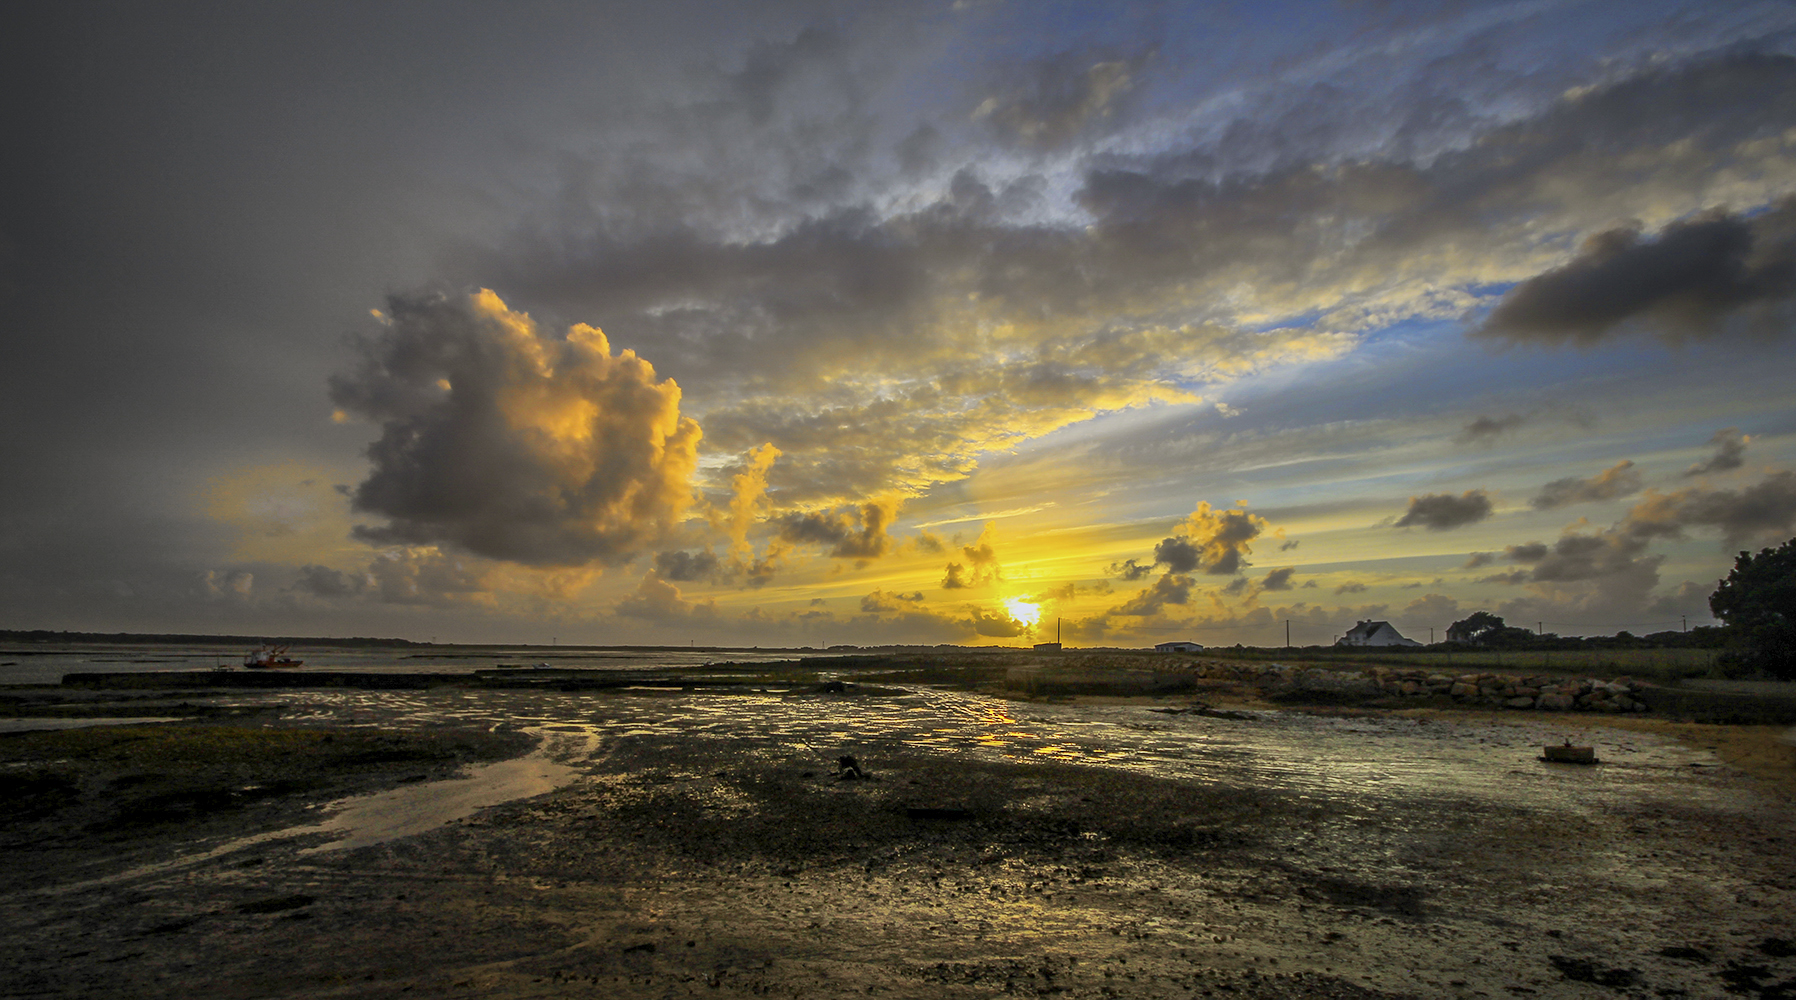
[1195,646,1723,682]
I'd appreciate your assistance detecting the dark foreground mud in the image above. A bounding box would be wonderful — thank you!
[1,685,1793,999]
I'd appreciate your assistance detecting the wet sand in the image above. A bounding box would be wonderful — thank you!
[2,680,1794,999]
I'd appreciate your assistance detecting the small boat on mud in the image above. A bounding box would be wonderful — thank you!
[243,645,303,669]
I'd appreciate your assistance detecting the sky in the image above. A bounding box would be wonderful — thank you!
[4,0,1796,648]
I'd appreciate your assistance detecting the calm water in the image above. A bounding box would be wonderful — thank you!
[0,643,811,686]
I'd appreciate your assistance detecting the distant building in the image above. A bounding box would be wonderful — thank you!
[1032,641,1063,652]
[1153,641,1205,653]
[1336,621,1422,647]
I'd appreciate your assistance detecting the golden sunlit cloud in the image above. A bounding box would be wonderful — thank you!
[330,289,703,567]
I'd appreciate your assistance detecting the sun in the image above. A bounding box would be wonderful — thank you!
[1003,597,1042,628]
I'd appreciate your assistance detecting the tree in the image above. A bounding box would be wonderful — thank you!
[1710,538,1796,680]
[1447,611,1505,643]
[1447,611,1535,647]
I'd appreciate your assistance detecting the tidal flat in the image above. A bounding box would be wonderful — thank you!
[2,667,1794,999]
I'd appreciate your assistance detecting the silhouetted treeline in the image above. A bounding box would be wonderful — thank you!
[0,630,429,648]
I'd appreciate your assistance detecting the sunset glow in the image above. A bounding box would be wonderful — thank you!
[1004,598,1043,630]
[4,3,1793,647]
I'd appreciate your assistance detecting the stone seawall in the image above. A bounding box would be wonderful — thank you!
[1168,660,1651,712]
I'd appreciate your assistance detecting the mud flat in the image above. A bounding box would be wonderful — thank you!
[0,677,1793,999]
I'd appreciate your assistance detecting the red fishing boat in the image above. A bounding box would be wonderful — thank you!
[243,644,303,669]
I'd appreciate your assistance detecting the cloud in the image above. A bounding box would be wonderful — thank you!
[962,606,1031,638]
[1456,413,1529,444]
[1463,552,1494,569]
[941,523,1002,590]
[1334,580,1368,595]
[1476,200,1796,346]
[1685,427,1749,477]
[1401,594,1460,627]
[654,548,719,582]
[1621,470,1796,549]
[1477,469,1795,622]
[860,589,925,614]
[1109,571,1194,617]
[1109,558,1154,581]
[973,48,1145,150]
[909,531,946,555]
[722,443,781,557]
[777,496,898,561]
[1152,536,1203,574]
[1394,490,1493,531]
[1531,460,1642,510]
[1259,567,1297,592]
[331,290,701,567]
[203,570,254,600]
[1169,502,1272,576]
[615,571,715,620]
[482,48,1796,523]
[293,564,364,598]
[365,547,495,607]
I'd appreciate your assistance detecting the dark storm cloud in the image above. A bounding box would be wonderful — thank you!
[330,290,702,567]
[1477,200,1796,345]
[1685,427,1749,476]
[1531,461,1642,510]
[1394,491,1493,531]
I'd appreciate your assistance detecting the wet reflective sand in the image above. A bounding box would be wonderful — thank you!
[1,683,1791,999]
[252,684,1752,828]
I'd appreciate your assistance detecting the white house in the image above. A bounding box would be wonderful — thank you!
[1335,621,1422,647]
[1154,641,1205,653]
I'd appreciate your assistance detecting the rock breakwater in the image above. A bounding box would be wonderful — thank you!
[1170,660,1651,713]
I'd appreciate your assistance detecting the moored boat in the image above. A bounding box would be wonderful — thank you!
[243,644,303,669]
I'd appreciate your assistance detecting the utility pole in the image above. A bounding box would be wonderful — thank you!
[1285,619,1290,648]
[1682,615,1688,633]
[1429,626,1435,644]
[1537,622,1542,635]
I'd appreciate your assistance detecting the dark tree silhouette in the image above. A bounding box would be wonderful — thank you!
[1710,538,1796,680]
[1447,611,1536,647]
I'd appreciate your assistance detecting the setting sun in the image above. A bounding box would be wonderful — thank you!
[1003,598,1041,628]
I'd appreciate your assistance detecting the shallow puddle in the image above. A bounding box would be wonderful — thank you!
[296,733,586,853]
